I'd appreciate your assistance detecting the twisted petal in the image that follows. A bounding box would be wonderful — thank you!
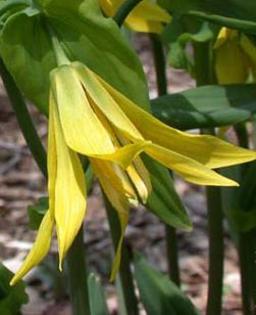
[10,211,54,285]
[52,64,148,168]
[98,77,256,170]
[91,159,129,280]
[146,144,238,186]
[50,98,87,267]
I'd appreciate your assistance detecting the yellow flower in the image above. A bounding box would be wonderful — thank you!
[100,0,171,33]
[214,27,256,84]
[11,61,256,285]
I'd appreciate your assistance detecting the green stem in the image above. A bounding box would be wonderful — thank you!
[150,34,168,95]
[193,42,214,86]
[150,34,180,285]
[0,58,47,177]
[66,226,91,315]
[235,124,256,315]
[165,225,180,286]
[194,42,224,315]
[104,196,139,315]
[114,0,142,27]
[206,184,224,315]
[0,59,90,315]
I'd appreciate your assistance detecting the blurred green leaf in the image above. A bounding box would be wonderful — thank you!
[28,197,48,230]
[134,254,199,315]
[144,157,192,231]
[0,263,28,315]
[164,0,256,34]
[151,85,256,130]
[88,274,109,315]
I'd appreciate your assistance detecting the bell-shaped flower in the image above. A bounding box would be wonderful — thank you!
[214,27,256,84]
[100,0,171,33]
[11,61,256,285]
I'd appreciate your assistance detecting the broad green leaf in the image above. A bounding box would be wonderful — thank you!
[151,85,256,130]
[28,197,48,230]
[88,274,109,315]
[0,0,149,114]
[134,254,199,315]
[0,263,28,315]
[0,9,56,113]
[43,0,149,109]
[144,156,192,230]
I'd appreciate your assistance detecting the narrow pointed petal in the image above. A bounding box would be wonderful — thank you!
[99,79,256,168]
[10,211,54,285]
[146,144,238,186]
[51,66,116,156]
[91,159,129,280]
[51,100,87,267]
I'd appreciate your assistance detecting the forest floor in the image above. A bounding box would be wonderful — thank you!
[0,34,242,315]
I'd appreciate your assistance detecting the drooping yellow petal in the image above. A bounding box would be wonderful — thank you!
[91,158,129,280]
[125,1,171,33]
[51,65,116,156]
[51,98,87,267]
[146,144,238,186]
[98,78,256,169]
[73,62,144,142]
[10,211,54,285]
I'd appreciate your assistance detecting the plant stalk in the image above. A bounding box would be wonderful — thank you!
[235,124,256,315]
[150,34,181,285]
[150,34,168,96]
[194,42,224,315]
[0,59,90,315]
[104,196,139,315]
[205,184,224,315]
[66,226,91,315]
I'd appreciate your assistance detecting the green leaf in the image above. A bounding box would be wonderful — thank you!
[88,274,109,315]
[0,9,56,113]
[151,85,256,130]
[164,0,256,34]
[134,254,199,315]
[44,0,149,109]
[0,263,28,315]
[144,156,192,231]
[0,0,149,113]
[28,197,48,230]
